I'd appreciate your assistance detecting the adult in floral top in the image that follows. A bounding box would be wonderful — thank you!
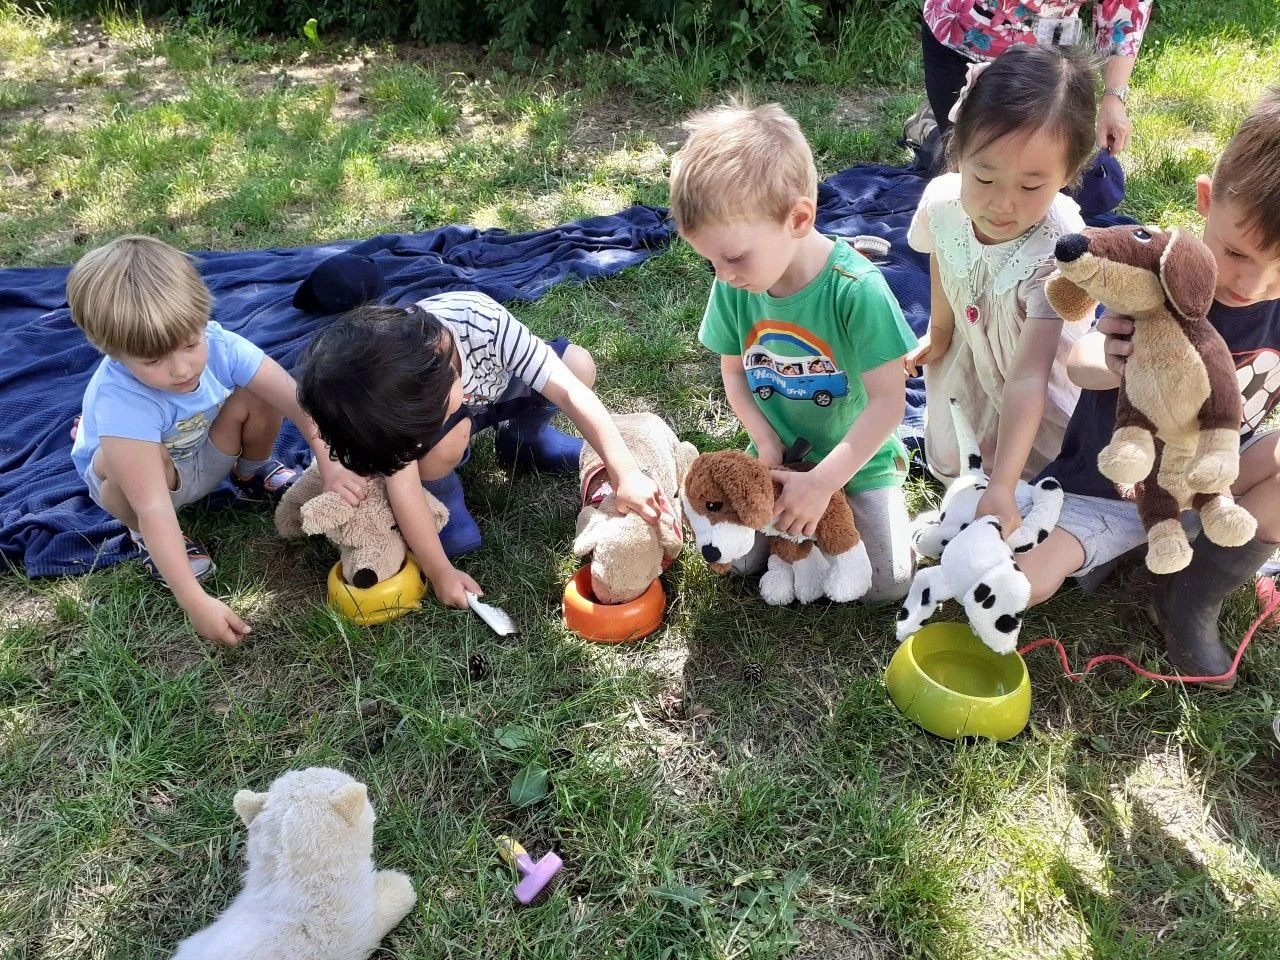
[922,1,1153,154]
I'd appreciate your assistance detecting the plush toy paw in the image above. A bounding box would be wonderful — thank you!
[824,543,873,603]
[1187,451,1238,494]
[1098,438,1155,485]
[1007,478,1064,554]
[963,576,1028,655]
[374,870,418,926]
[1145,519,1194,574]
[1200,496,1258,548]
[896,566,947,641]
[760,555,797,605]
[791,549,831,604]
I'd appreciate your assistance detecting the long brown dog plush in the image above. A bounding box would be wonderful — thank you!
[1047,224,1255,573]
[681,449,872,604]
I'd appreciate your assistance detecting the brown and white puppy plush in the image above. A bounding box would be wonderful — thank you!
[682,449,872,605]
[574,412,698,604]
[1048,225,1256,574]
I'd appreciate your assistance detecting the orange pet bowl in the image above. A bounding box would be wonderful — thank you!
[563,565,665,644]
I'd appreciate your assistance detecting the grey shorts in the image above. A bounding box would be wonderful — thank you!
[84,433,238,513]
[1057,428,1276,576]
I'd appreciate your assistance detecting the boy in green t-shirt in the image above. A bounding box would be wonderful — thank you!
[670,99,919,600]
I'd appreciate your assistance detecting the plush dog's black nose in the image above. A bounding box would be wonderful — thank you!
[1055,233,1090,263]
[351,568,378,589]
[701,544,721,563]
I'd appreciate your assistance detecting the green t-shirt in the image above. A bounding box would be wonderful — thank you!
[699,238,917,494]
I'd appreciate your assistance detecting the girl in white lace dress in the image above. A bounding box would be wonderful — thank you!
[908,44,1101,537]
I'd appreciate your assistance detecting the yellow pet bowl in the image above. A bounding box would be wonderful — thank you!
[885,622,1031,741]
[327,556,428,626]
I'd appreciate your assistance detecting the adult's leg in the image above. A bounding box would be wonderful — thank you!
[920,18,974,139]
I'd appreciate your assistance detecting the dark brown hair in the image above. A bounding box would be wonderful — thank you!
[297,303,457,477]
[1213,86,1280,253]
[947,44,1099,187]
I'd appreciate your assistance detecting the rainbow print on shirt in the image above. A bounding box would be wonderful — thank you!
[742,320,849,408]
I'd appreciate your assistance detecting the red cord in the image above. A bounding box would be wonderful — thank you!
[1015,576,1280,684]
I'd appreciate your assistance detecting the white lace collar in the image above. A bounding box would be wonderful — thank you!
[930,175,1083,297]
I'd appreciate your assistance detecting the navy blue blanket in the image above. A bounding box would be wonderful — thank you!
[0,163,1128,576]
[0,208,670,576]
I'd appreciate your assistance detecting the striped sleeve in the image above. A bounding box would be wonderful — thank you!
[421,290,556,394]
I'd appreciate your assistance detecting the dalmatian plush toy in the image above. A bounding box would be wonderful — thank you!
[897,516,1031,654]
[912,398,1065,560]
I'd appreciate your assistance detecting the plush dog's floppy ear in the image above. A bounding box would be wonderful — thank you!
[233,789,268,827]
[300,492,357,536]
[708,451,773,529]
[1045,272,1098,324]
[573,507,609,557]
[658,507,684,557]
[675,441,699,485]
[1159,228,1217,320]
[329,782,368,827]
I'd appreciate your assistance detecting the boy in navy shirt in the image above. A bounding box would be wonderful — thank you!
[1015,88,1280,686]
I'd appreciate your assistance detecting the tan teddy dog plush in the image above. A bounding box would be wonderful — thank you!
[171,767,416,960]
[1047,224,1256,574]
[573,412,698,604]
[276,461,448,588]
[682,449,872,605]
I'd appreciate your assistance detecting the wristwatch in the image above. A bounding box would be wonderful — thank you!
[1103,85,1129,104]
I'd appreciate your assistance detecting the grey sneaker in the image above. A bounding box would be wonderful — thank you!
[902,99,937,150]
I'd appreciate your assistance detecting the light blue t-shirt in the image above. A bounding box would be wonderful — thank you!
[70,320,266,479]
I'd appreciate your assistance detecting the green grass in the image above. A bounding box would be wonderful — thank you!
[3,4,1280,959]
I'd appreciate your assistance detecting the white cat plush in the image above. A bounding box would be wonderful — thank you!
[172,767,416,960]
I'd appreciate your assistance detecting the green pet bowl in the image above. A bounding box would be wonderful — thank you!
[885,622,1031,741]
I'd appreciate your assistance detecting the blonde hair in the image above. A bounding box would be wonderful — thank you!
[1213,86,1280,252]
[669,98,817,235]
[66,235,211,358]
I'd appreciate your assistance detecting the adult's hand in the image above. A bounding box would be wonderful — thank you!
[1097,96,1132,154]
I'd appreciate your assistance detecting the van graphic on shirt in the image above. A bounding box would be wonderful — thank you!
[164,410,211,461]
[742,322,849,407]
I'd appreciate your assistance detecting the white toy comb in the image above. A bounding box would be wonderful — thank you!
[467,592,518,636]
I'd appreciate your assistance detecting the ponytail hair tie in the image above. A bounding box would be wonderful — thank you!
[947,61,992,124]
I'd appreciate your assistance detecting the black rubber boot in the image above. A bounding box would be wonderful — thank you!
[1150,536,1276,688]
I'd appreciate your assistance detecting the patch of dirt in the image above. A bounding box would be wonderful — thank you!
[2,22,185,131]
[242,55,371,123]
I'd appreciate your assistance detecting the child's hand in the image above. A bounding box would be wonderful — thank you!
[755,434,786,469]
[769,469,839,539]
[429,564,483,609]
[905,328,952,376]
[974,486,1022,542]
[1097,314,1134,379]
[614,470,662,525]
[188,594,252,646]
[318,459,368,506]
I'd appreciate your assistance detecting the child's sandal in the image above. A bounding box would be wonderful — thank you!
[232,460,298,502]
[136,536,217,584]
